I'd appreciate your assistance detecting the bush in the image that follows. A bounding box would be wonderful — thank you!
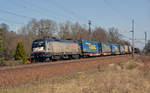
[0,29,4,65]
[125,61,137,69]
[14,41,27,64]
[0,58,5,66]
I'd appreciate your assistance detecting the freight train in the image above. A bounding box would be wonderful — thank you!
[30,38,135,62]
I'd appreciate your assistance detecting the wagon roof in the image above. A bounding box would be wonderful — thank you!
[34,38,78,43]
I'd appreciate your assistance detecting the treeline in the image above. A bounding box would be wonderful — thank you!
[0,19,130,60]
[144,40,150,55]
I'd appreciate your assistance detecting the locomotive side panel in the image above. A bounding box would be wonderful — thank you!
[46,41,80,55]
[120,45,125,54]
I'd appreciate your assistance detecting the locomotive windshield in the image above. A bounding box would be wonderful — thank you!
[32,40,45,48]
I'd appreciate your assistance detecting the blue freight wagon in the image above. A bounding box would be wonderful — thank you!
[99,42,111,55]
[111,44,120,54]
[80,40,100,57]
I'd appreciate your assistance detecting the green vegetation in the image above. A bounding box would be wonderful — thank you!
[0,29,5,66]
[0,29,3,53]
[0,58,5,66]
[14,41,27,64]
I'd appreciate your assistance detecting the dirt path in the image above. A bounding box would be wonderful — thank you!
[0,55,135,88]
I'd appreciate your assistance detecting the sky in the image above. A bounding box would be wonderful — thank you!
[0,0,150,49]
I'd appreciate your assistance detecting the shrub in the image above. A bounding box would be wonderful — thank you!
[14,41,27,64]
[125,61,137,69]
[0,29,5,65]
[0,58,5,66]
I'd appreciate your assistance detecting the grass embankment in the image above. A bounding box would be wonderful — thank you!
[0,60,30,66]
[1,56,150,93]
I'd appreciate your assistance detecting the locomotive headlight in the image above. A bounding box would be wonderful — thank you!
[33,47,44,52]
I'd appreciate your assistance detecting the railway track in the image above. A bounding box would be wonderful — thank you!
[0,55,137,88]
[0,55,131,72]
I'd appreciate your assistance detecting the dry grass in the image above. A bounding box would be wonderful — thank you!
[1,56,150,93]
[0,55,131,88]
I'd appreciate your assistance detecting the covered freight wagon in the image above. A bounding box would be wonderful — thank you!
[111,44,120,54]
[80,40,100,57]
[99,42,111,55]
[123,45,132,54]
[120,45,125,54]
[124,45,129,54]
[128,46,132,54]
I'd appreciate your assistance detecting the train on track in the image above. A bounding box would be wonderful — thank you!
[30,38,139,62]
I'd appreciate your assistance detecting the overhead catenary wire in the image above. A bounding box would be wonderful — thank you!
[20,0,74,21]
[103,0,136,36]
[8,0,58,20]
[20,0,89,24]
[0,0,88,31]
[0,8,34,19]
[103,0,148,32]
[0,0,70,26]
[19,0,63,20]
[103,0,148,50]
[1,0,91,27]
[49,0,89,23]
[0,18,25,25]
[103,0,131,21]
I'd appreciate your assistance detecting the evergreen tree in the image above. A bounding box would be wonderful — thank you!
[0,29,4,65]
[0,29,3,54]
[14,41,27,64]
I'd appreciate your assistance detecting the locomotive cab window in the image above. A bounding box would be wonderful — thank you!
[32,40,45,48]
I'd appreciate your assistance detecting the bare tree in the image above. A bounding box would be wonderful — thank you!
[20,19,57,38]
[58,22,90,41]
[58,22,71,40]
[38,19,57,38]
[119,40,130,45]
[107,27,121,43]
[70,22,81,40]
[70,22,89,40]
[92,27,107,42]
